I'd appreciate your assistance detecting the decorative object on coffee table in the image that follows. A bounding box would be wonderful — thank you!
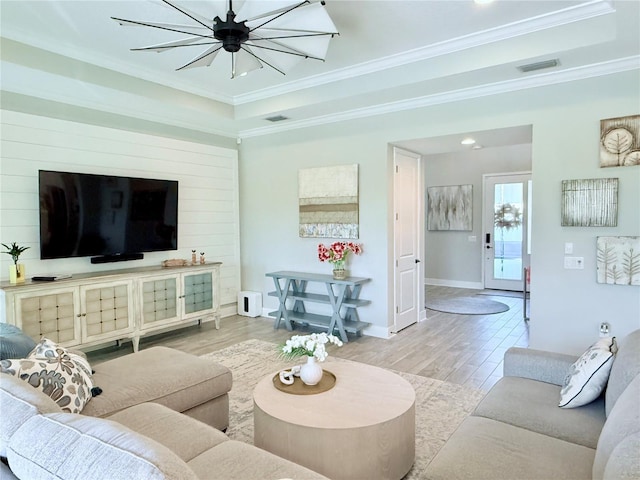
[317,241,362,279]
[2,242,29,284]
[279,333,343,386]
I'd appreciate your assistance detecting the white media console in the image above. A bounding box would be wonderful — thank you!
[0,263,221,352]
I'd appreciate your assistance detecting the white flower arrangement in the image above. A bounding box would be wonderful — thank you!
[280,332,344,362]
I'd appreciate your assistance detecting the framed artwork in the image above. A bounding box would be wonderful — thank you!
[299,164,359,239]
[600,114,640,167]
[427,184,472,231]
[597,236,640,286]
[561,178,618,227]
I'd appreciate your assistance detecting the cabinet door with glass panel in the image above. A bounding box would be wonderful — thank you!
[14,286,81,347]
[138,266,221,333]
[181,269,220,328]
[138,273,181,331]
[80,280,135,345]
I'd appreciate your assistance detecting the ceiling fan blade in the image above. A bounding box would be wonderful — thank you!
[131,36,213,53]
[111,18,205,30]
[237,0,308,23]
[232,48,264,78]
[239,46,287,76]
[176,45,223,70]
[249,32,330,61]
[160,0,213,31]
[111,17,210,38]
[248,2,337,35]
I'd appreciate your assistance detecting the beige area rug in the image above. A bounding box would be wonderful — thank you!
[201,339,486,479]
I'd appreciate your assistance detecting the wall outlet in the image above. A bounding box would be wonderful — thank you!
[600,322,610,337]
[564,257,584,269]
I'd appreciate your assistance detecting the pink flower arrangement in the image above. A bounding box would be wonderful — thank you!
[317,241,363,268]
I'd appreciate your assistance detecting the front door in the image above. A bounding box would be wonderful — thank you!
[393,148,423,332]
[483,173,531,291]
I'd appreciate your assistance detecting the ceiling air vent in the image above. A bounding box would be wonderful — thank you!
[517,59,560,73]
[265,115,290,122]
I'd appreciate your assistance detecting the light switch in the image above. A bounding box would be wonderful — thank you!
[564,242,574,255]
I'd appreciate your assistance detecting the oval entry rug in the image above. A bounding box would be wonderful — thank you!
[425,296,509,315]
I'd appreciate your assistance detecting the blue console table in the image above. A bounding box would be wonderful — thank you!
[266,271,371,342]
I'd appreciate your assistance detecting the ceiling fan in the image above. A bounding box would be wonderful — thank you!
[112,0,339,78]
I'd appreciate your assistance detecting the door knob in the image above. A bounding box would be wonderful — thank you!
[415,259,421,263]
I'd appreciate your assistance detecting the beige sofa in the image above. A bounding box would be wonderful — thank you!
[0,346,328,479]
[426,329,640,479]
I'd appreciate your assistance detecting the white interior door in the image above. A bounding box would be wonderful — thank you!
[393,148,423,332]
[483,173,531,291]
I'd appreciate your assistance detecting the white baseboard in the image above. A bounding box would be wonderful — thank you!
[425,278,483,290]
[363,324,393,339]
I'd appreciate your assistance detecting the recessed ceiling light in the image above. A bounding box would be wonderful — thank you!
[461,137,476,145]
[472,144,484,150]
[474,0,495,4]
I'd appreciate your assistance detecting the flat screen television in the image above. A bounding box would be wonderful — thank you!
[39,170,178,262]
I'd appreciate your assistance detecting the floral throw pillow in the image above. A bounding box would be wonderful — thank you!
[559,337,617,409]
[0,338,96,413]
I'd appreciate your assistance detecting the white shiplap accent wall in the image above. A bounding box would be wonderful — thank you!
[0,110,240,310]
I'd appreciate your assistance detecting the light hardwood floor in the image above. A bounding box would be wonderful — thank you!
[87,285,529,392]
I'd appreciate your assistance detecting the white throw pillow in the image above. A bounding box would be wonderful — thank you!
[559,336,616,408]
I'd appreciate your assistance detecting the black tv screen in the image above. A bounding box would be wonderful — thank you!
[39,170,178,260]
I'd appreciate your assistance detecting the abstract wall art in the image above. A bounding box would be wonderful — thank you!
[600,114,640,167]
[427,184,473,231]
[299,164,359,239]
[561,178,618,227]
[597,236,640,286]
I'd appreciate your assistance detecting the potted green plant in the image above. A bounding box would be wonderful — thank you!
[2,242,30,284]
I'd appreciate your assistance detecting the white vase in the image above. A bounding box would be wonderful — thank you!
[299,356,323,386]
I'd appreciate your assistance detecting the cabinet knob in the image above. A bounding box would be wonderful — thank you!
[77,314,82,318]
[82,313,87,317]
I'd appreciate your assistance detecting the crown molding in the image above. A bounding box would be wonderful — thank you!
[0,32,236,106]
[234,0,615,105]
[1,80,237,139]
[238,55,640,138]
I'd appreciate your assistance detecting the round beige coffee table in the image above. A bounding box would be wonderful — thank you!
[253,360,415,480]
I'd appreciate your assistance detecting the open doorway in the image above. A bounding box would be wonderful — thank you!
[394,124,533,295]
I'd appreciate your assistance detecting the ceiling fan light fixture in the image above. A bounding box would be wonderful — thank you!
[214,9,249,53]
[113,0,338,79]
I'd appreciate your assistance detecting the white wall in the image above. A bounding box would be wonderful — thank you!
[239,70,640,354]
[0,110,241,309]
[425,143,532,287]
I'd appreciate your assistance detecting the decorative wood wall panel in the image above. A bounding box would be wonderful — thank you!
[0,110,240,309]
